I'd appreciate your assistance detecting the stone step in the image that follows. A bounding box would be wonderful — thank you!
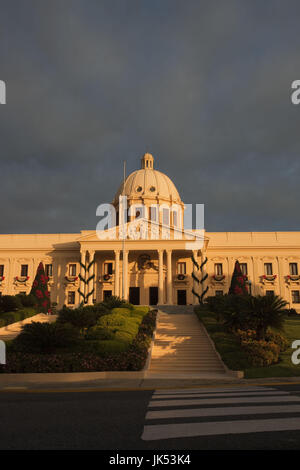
[150,368,226,371]
[148,310,226,375]
[150,362,224,366]
[151,356,220,364]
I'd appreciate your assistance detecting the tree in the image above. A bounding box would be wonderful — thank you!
[30,262,51,313]
[243,294,287,340]
[229,260,248,295]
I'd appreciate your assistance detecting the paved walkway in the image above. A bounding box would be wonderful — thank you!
[0,314,57,341]
[148,308,227,375]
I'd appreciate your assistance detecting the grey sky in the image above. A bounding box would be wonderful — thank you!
[1,0,300,233]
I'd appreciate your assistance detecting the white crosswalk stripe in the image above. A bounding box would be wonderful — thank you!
[141,386,300,441]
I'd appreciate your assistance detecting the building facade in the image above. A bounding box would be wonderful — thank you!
[1,153,300,311]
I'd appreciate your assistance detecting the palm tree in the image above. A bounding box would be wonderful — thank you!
[244,294,287,340]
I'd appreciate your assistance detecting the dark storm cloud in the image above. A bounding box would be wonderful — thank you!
[1,0,300,233]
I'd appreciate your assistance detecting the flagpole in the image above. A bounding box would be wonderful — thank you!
[122,160,126,300]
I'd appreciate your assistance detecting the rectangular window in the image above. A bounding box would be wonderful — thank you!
[292,290,300,304]
[264,263,273,275]
[45,264,53,277]
[177,262,186,275]
[240,263,248,276]
[172,211,178,227]
[162,208,170,226]
[290,263,298,275]
[0,265,4,277]
[214,263,223,276]
[68,291,75,305]
[21,265,28,277]
[134,206,144,219]
[266,290,274,296]
[69,264,77,276]
[104,262,113,275]
[150,206,158,222]
[215,290,223,296]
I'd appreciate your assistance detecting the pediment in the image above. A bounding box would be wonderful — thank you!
[77,219,209,245]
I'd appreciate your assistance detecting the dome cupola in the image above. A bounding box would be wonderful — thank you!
[141,153,154,169]
[113,153,182,204]
[113,153,184,229]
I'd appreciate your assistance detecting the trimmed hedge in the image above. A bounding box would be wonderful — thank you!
[0,309,157,373]
[11,322,81,354]
[0,308,37,328]
[0,295,23,313]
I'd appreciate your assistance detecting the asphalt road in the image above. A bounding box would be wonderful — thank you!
[1,384,300,450]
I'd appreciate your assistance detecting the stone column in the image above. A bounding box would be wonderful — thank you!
[114,250,120,297]
[166,250,173,304]
[122,250,129,301]
[94,253,98,303]
[158,249,164,304]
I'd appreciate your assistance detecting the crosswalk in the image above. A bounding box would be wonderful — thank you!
[141,386,300,441]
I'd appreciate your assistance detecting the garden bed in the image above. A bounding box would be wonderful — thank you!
[0,302,157,373]
[195,304,300,379]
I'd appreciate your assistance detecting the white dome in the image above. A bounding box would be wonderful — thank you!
[113,153,182,204]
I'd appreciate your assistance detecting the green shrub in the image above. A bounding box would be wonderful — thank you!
[265,330,289,352]
[0,308,37,327]
[100,296,133,310]
[57,304,109,332]
[0,295,23,313]
[114,330,135,343]
[13,322,81,353]
[130,306,149,316]
[110,307,132,316]
[16,293,37,309]
[241,339,280,367]
[99,312,126,327]
[1,309,158,373]
[85,326,115,341]
[88,340,129,354]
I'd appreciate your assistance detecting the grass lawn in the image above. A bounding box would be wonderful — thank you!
[195,307,300,379]
[245,316,300,379]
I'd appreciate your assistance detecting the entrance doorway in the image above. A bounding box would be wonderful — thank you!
[177,289,187,305]
[149,286,158,305]
[103,290,112,300]
[129,287,140,305]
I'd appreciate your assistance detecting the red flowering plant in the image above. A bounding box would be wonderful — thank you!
[262,274,277,281]
[229,260,248,295]
[212,274,225,281]
[30,262,51,313]
[15,276,30,282]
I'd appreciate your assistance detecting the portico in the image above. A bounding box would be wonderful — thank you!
[77,238,205,306]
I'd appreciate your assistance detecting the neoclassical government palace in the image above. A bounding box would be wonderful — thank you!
[1,153,300,311]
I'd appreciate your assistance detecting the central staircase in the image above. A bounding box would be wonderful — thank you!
[148,307,226,375]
